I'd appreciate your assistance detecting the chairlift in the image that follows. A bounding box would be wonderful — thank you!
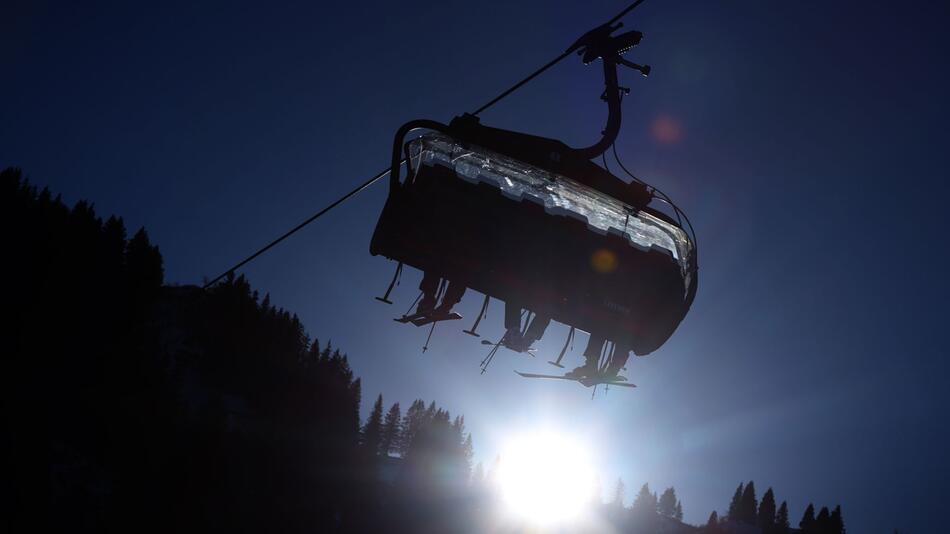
[370,23,698,382]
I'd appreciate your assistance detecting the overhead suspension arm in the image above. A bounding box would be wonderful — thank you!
[567,23,651,161]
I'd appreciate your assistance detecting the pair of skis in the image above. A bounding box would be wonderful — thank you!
[514,371,636,389]
[394,310,462,327]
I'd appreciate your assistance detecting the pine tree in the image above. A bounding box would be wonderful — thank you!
[125,227,163,315]
[460,433,474,478]
[361,394,384,455]
[830,505,845,534]
[399,399,427,455]
[727,483,744,521]
[400,402,474,492]
[775,501,790,534]
[102,215,127,266]
[739,481,758,524]
[126,227,163,288]
[705,511,720,533]
[658,487,678,517]
[611,478,626,507]
[674,500,684,521]
[816,506,831,534]
[800,503,816,533]
[632,483,658,518]
[758,487,777,532]
[379,402,401,457]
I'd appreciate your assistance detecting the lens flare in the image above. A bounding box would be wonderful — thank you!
[495,431,594,526]
[650,114,682,144]
[591,248,618,273]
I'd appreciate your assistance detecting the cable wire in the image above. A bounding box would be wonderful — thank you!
[202,164,398,289]
[471,0,650,116]
[471,50,574,116]
[611,142,697,247]
[607,0,649,25]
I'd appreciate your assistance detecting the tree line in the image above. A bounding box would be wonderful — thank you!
[596,475,847,534]
[703,480,845,534]
[597,478,689,532]
[361,395,473,465]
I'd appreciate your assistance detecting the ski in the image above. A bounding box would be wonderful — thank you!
[514,371,636,388]
[410,312,462,327]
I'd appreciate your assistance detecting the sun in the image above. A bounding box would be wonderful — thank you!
[495,430,595,526]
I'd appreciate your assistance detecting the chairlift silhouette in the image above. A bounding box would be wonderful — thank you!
[371,22,698,388]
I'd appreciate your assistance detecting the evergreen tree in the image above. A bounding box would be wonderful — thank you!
[399,399,427,455]
[126,228,163,290]
[362,394,384,455]
[379,402,402,457]
[816,506,831,534]
[658,487,678,517]
[461,433,474,472]
[102,215,127,267]
[830,505,845,534]
[399,402,474,500]
[727,483,744,521]
[739,480,758,524]
[631,483,658,518]
[775,501,790,534]
[758,487,777,532]
[611,478,626,507]
[705,511,720,533]
[674,500,684,521]
[800,503,816,533]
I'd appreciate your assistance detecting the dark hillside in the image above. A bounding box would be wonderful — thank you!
[3,167,443,532]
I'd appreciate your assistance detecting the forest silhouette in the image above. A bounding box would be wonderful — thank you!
[4,167,848,533]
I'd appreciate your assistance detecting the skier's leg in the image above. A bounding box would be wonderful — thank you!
[416,272,439,314]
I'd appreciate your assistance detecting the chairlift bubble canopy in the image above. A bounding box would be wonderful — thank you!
[372,23,697,359]
[371,114,697,356]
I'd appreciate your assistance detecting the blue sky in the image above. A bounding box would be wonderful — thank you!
[4,1,949,531]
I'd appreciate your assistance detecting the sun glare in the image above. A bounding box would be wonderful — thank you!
[495,431,595,526]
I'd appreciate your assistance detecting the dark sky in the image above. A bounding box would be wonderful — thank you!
[4,1,949,531]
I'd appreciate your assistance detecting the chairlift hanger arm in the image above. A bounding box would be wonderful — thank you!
[570,56,624,160]
[568,23,651,160]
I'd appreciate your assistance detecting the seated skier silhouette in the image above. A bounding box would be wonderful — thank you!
[415,272,465,318]
[499,301,550,352]
[567,333,630,380]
